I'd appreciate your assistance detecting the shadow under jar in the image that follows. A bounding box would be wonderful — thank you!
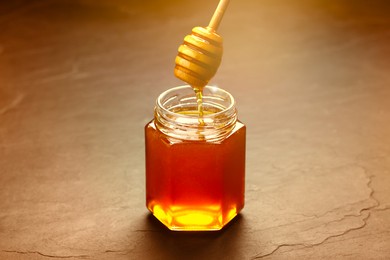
[145,85,246,231]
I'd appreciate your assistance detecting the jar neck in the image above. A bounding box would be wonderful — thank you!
[154,85,237,142]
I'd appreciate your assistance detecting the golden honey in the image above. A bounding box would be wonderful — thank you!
[145,85,245,231]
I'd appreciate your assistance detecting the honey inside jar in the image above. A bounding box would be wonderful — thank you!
[145,86,245,231]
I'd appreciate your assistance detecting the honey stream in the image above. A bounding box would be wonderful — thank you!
[193,87,205,126]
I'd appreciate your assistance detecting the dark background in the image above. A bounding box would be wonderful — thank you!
[1,0,389,259]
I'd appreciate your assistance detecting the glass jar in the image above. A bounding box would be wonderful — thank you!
[145,85,246,231]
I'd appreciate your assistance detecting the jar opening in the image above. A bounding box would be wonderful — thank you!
[155,85,237,141]
[158,86,234,117]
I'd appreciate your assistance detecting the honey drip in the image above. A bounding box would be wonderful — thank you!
[194,87,204,126]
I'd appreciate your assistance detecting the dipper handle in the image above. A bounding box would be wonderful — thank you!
[208,0,230,32]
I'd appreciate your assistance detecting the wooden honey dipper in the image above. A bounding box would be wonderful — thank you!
[174,0,230,90]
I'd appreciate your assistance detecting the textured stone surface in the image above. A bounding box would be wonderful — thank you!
[0,0,389,259]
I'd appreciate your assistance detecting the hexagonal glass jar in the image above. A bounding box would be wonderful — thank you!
[145,85,246,231]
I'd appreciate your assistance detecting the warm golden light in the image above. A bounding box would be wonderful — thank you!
[150,204,239,231]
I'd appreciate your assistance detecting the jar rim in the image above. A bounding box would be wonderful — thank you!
[156,85,235,118]
[154,85,237,141]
